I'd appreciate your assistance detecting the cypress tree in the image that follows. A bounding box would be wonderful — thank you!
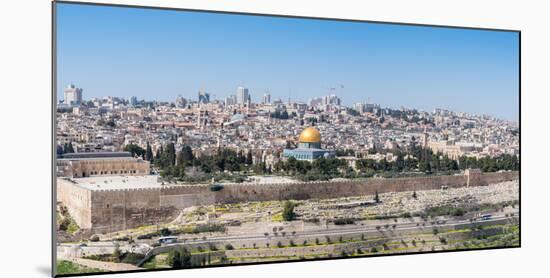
[145,142,153,161]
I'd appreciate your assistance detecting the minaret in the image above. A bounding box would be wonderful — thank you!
[197,108,202,129]
[422,127,429,148]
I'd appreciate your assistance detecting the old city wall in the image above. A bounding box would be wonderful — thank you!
[479,171,519,185]
[160,185,214,208]
[57,179,92,230]
[60,171,518,234]
[219,171,518,204]
[216,171,519,204]
[215,174,471,203]
[90,188,177,234]
[87,185,215,234]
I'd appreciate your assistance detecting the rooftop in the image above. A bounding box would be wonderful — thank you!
[58,152,136,161]
[67,175,166,191]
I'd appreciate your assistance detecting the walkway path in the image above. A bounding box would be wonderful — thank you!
[58,256,143,272]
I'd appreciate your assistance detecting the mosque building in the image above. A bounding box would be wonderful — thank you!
[283,126,335,162]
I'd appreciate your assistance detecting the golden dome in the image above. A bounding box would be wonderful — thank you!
[299,127,321,143]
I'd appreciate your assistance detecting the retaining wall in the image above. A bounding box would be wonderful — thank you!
[57,171,518,234]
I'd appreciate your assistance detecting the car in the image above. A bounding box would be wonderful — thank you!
[480,214,492,220]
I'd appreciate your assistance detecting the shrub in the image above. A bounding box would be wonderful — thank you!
[334,218,355,225]
[59,218,71,231]
[159,228,171,236]
[120,253,145,265]
[112,248,122,263]
[115,236,130,241]
[210,184,224,191]
[138,234,152,240]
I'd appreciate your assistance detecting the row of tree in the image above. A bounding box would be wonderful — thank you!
[56,142,75,155]
[166,248,192,268]
[149,144,261,181]
[126,142,518,182]
[273,157,352,181]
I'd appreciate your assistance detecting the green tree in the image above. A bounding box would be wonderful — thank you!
[167,248,192,269]
[167,249,181,268]
[245,151,253,165]
[64,142,75,153]
[181,145,194,163]
[419,160,432,174]
[282,201,296,221]
[145,142,153,161]
[112,247,122,263]
[123,144,146,158]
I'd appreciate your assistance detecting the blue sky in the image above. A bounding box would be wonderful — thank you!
[56,3,519,121]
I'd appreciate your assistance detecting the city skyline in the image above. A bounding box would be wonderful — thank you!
[56,3,519,120]
[53,3,520,275]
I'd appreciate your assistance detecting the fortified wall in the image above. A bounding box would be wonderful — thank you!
[57,170,518,234]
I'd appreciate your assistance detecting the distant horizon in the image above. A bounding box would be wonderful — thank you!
[56,3,519,121]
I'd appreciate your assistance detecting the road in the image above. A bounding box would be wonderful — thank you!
[165,212,517,245]
[59,209,518,267]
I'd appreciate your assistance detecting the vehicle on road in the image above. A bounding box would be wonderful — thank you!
[480,214,492,220]
[158,236,178,245]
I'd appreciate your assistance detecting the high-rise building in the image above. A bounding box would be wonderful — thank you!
[198,90,210,104]
[129,96,138,107]
[353,102,366,113]
[262,92,271,104]
[176,95,187,108]
[236,86,249,105]
[225,94,237,106]
[308,97,323,107]
[322,94,341,106]
[64,84,83,106]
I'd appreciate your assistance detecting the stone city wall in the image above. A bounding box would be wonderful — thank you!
[57,171,518,234]
[89,188,181,234]
[478,171,518,185]
[216,171,518,204]
[57,179,92,230]
[215,174,468,204]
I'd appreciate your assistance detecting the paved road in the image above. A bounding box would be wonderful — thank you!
[61,211,517,251]
[169,213,516,245]
[59,209,518,266]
